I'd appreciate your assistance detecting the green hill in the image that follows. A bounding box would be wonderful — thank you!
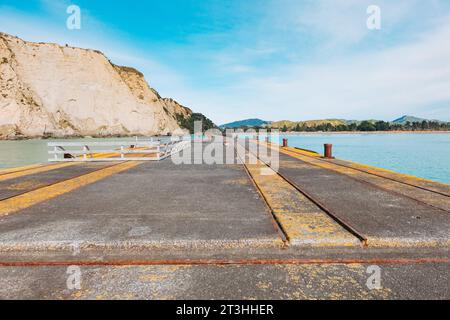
[219,119,270,129]
[220,115,449,132]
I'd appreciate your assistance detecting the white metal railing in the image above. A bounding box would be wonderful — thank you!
[48,139,191,162]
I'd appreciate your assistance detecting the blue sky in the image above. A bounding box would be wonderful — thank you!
[1,0,450,124]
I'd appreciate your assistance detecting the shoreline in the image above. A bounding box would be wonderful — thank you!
[277,130,450,135]
[0,134,177,142]
[1,130,450,141]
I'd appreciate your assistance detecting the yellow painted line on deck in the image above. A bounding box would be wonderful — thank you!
[236,144,360,247]
[0,152,123,182]
[0,162,78,182]
[283,146,321,158]
[0,161,143,217]
[258,141,449,209]
[271,141,435,179]
[277,147,450,212]
[0,163,47,176]
[274,142,450,195]
[336,160,450,195]
[364,237,450,248]
[252,141,450,248]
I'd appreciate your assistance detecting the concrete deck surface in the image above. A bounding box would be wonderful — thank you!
[0,263,448,299]
[277,152,450,246]
[0,160,282,250]
[0,141,449,299]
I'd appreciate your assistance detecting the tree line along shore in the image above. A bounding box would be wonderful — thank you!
[263,120,450,133]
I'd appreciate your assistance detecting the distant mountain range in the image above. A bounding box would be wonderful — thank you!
[219,119,271,129]
[391,115,445,125]
[220,116,448,130]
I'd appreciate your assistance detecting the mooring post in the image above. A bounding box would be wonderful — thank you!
[282,138,288,148]
[324,144,334,158]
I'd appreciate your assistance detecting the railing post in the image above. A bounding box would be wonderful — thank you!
[54,146,58,161]
[83,146,87,160]
[121,145,125,159]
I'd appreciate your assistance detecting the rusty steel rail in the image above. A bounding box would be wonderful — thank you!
[237,151,289,246]
[279,148,450,214]
[286,145,450,198]
[239,141,369,245]
[2,257,450,267]
[321,158,450,198]
[0,163,61,178]
[272,169,368,245]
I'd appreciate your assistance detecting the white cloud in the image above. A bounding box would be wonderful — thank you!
[1,1,449,124]
[213,18,450,122]
[184,1,450,123]
[274,0,421,45]
[0,5,190,100]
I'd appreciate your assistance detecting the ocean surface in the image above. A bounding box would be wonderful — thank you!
[0,134,449,184]
[0,137,168,170]
[278,133,449,184]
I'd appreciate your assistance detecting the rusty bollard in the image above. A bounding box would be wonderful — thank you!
[282,139,288,148]
[324,144,334,159]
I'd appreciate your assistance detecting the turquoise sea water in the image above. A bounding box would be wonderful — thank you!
[278,133,450,184]
[0,137,169,170]
[0,134,449,184]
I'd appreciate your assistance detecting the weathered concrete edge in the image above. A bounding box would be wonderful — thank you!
[0,238,284,253]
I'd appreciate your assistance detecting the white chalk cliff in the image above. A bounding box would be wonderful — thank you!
[0,32,192,139]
